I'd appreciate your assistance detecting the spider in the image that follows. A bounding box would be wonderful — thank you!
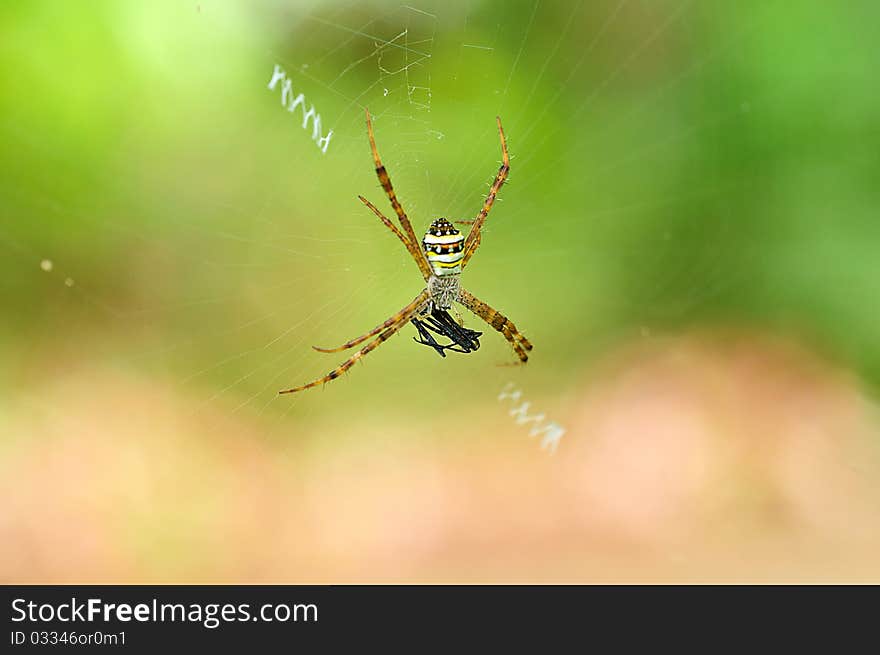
[279,109,533,394]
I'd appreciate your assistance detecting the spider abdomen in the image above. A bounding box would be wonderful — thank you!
[423,217,464,277]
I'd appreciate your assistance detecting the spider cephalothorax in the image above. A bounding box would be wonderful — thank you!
[427,274,460,311]
[279,109,532,394]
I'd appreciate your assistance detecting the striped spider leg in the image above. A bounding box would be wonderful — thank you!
[460,116,510,269]
[279,112,433,395]
[453,119,532,362]
[358,195,431,280]
[278,290,431,394]
[365,109,432,281]
[312,289,431,353]
[457,288,532,363]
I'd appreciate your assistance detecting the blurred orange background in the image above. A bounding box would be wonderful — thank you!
[5,330,879,582]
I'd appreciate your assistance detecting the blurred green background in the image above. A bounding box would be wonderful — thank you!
[2,1,879,582]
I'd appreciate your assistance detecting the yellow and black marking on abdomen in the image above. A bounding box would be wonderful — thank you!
[423,218,464,277]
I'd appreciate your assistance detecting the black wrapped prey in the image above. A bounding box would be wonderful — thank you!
[411,309,482,357]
